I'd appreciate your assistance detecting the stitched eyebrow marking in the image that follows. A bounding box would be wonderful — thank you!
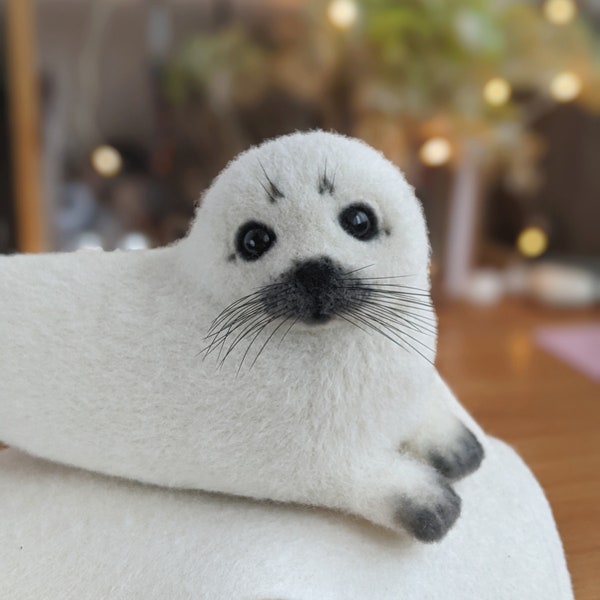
[258,159,284,203]
[318,159,335,195]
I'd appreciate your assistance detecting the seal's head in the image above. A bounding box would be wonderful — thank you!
[181,131,433,361]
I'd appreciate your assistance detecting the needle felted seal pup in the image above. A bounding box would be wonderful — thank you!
[0,131,483,542]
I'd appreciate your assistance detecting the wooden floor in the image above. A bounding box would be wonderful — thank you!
[1,298,598,595]
[436,298,600,600]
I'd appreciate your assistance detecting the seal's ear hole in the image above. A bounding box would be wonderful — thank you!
[339,203,379,241]
[236,221,277,261]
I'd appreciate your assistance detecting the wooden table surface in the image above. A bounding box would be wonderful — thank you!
[436,298,600,600]
[1,298,598,596]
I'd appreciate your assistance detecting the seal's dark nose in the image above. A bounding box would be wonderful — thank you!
[262,257,348,324]
[293,259,337,293]
[287,258,342,323]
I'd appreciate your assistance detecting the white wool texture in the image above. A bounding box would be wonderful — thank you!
[0,439,573,599]
[3,131,479,534]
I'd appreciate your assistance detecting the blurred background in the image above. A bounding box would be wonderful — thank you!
[0,1,599,594]
[1,0,599,308]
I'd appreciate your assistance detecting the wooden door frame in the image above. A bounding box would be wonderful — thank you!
[5,0,45,253]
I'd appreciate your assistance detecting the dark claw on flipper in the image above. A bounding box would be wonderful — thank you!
[395,480,461,543]
[429,426,484,481]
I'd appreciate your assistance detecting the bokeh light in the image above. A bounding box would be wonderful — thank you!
[517,227,548,258]
[419,137,452,167]
[327,0,358,30]
[120,233,150,251]
[75,232,103,252]
[483,78,511,107]
[90,145,123,178]
[550,71,582,102]
[543,0,577,25]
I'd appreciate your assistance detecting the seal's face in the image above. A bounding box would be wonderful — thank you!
[184,131,434,364]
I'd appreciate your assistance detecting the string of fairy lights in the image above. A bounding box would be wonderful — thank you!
[87,0,588,260]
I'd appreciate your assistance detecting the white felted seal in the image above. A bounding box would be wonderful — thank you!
[0,131,484,542]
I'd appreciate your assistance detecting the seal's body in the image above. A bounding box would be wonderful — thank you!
[0,132,483,541]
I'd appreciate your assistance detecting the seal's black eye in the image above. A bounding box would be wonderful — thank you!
[339,204,379,241]
[236,221,277,261]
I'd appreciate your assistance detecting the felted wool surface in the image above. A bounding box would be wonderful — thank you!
[0,438,572,600]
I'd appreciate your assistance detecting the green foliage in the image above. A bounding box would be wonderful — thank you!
[165,27,267,106]
[164,0,600,137]
[357,0,598,121]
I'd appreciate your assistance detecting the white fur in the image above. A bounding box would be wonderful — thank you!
[0,439,573,599]
[0,131,482,536]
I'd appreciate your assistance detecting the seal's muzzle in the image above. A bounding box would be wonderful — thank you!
[266,257,353,324]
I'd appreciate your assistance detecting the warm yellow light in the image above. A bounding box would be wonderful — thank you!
[419,137,452,167]
[517,227,548,258]
[483,78,511,106]
[550,71,582,102]
[327,0,358,29]
[91,145,122,178]
[543,0,577,25]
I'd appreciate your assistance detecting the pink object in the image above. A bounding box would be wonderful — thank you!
[534,324,600,382]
